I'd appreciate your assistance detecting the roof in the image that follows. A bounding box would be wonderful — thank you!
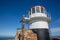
[31,6,45,9]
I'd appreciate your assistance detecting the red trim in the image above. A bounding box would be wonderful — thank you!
[29,6,45,10]
[41,6,44,8]
[32,6,40,8]
[32,6,35,8]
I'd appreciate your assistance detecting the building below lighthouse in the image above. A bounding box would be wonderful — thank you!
[24,6,51,40]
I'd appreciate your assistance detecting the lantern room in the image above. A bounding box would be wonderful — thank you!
[29,6,47,18]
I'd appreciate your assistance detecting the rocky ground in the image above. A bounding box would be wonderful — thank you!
[14,29,37,40]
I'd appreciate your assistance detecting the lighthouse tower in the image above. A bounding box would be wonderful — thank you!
[24,6,51,40]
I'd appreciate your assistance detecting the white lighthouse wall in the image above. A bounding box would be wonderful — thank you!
[29,21,49,29]
[30,13,47,18]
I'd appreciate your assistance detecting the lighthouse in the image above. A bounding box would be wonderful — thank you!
[24,6,51,40]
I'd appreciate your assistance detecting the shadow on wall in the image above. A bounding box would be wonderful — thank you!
[52,38,60,40]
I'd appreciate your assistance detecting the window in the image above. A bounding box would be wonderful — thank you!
[29,10,31,15]
[32,8,35,13]
[41,7,44,13]
[36,7,40,13]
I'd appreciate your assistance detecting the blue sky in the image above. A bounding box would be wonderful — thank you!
[0,0,60,37]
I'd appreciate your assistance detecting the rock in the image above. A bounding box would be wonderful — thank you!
[14,29,37,40]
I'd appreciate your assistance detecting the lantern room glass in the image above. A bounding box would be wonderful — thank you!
[32,8,35,13]
[41,7,44,13]
[29,6,46,15]
[36,7,40,13]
